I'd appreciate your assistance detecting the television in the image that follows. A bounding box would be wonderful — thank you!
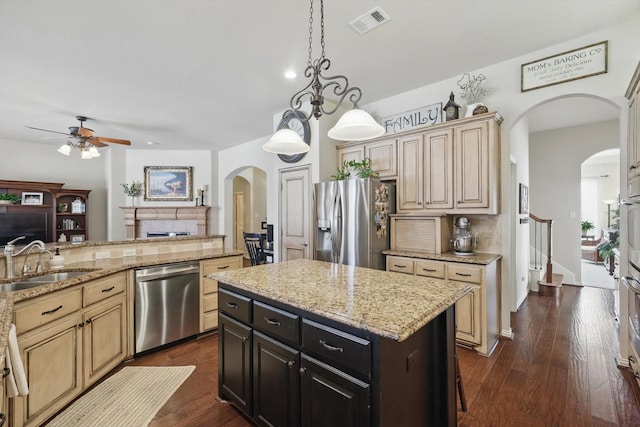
[0,212,49,246]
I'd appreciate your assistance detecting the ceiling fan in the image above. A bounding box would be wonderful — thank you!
[26,115,132,149]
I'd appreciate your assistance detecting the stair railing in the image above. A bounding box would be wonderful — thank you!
[529,213,553,283]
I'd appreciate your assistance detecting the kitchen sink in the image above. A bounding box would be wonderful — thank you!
[0,270,93,292]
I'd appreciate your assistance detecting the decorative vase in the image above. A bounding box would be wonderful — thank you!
[464,103,488,117]
[129,196,136,207]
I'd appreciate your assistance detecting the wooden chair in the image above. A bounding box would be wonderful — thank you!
[243,232,266,266]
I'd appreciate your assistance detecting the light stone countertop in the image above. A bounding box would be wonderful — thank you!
[0,248,244,369]
[383,250,502,265]
[210,258,471,342]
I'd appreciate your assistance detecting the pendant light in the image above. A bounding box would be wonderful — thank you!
[264,0,384,154]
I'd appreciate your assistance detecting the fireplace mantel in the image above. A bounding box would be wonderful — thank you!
[120,206,210,239]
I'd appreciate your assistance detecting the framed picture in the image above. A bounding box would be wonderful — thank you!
[22,192,43,205]
[144,166,193,201]
[71,235,85,243]
[519,183,529,215]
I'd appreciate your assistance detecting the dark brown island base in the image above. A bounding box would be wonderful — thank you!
[210,259,470,427]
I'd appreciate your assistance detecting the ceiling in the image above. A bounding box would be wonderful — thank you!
[1,0,638,153]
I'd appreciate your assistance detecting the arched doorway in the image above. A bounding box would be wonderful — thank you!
[225,166,267,254]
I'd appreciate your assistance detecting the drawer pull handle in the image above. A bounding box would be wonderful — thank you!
[42,305,63,315]
[319,340,344,353]
[218,265,230,270]
[394,264,407,268]
[455,272,472,277]
[264,317,281,326]
[226,302,239,309]
[2,367,10,379]
[422,268,436,272]
[101,286,115,293]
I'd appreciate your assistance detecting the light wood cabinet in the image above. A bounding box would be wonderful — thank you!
[396,113,501,214]
[12,271,127,427]
[336,139,398,179]
[386,255,499,356]
[200,256,243,332]
[389,215,451,254]
[626,62,640,179]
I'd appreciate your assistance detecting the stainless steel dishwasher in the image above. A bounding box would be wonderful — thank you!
[134,261,200,354]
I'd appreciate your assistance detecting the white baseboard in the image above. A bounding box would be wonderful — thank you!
[500,328,514,339]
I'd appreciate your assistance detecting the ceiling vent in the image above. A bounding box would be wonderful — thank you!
[348,6,391,35]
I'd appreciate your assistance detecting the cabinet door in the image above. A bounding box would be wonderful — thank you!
[200,256,243,332]
[13,314,83,427]
[454,121,489,208]
[455,284,482,345]
[253,331,300,427]
[83,295,127,386]
[398,134,424,211]
[629,85,640,178]
[424,128,454,210]
[300,354,370,427]
[365,139,397,178]
[219,313,252,415]
[337,146,364,166]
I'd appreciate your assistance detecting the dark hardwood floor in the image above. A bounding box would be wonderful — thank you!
[120,285,639,427]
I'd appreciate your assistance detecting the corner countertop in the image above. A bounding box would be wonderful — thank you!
[0,248,244,369]
[383,249,502,265]
[210,258,471,342]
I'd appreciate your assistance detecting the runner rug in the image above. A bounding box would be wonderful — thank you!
[47,366,195,427]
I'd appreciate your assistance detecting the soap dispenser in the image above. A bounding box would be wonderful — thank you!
[50,247,65,270]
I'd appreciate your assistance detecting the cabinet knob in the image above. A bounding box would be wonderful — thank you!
[2,367,10,379]
[242,336,248,342]
[78,322,84,328]
[287,360,295,368]
[299,367,307,376]
[86,318,92,324]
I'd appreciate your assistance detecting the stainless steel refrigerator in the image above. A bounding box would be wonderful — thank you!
[313,178,395,270]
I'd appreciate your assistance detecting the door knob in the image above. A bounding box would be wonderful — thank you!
[302,242,308,247]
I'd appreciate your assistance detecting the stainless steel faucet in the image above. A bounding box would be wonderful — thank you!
[3,237,47,279]
[22,244,52,276]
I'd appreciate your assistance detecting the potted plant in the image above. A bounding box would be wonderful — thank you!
[598,236,619,260]
[331,158,380,180]
[581,220,595,237]
[121,181,143,206]
[0,193,21,205]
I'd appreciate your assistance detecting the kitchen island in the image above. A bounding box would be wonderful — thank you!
[211,258,471,427]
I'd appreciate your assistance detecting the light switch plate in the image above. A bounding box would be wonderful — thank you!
[123,249,136,257]
[202,242,213,249]
[95,251,110,259]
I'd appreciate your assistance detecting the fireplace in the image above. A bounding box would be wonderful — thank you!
[120,206,210,239]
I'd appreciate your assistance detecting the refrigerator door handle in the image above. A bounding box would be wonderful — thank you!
[332,191,342,263]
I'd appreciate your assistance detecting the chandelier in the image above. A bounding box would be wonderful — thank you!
[57,140,101,160]
[263,0,385,155]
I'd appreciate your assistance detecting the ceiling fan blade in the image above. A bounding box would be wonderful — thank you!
[41,136,70,140]
[86,138,109,148]
[25,126,70,136]
[94,136,131,145]
[77,127,94,137]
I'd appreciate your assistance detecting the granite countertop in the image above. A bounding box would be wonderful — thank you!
[0,248,244,369]
[383,249,502,265]
[210,258,471,342]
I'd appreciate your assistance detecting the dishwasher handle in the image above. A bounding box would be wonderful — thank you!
[136,265,200,282]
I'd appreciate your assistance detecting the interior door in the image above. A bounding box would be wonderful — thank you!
[234,193,244,251]
[280,166,311,261]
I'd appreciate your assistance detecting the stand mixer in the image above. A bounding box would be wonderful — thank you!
[451,217,478,255]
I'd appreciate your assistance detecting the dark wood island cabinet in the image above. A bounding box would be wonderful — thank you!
[212,259,470,427]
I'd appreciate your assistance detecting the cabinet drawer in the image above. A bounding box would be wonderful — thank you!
[447,264,482,284]
[415,260,445,279]
[15,288,83,335]
[203,293,218,312]
[203,310,219,330]
[202,256,242,276]
[83,272,126,307]
[302,319,371,379]
[253,301,300,345]
[203,277,219,295]
[219,288,251,323]
[386,256,415,274]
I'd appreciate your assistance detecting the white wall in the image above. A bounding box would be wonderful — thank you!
[530,120,619,284]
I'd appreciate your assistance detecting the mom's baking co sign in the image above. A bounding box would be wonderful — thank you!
[521,41,607,92]
[379,103,442,135]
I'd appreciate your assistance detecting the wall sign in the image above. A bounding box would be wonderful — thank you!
[380,103,442,134]
[521,41,608,92]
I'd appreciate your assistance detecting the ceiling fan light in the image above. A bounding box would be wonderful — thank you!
[57,144,71,156]
[88,147,101,158]
[80,149,93,160]
[327,109,386,141]
[263,129,310,155]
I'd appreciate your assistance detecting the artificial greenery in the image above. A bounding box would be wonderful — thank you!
[599,236,619,259]
[332,158,380,180]
[0,193,21,203]
[581,220,595,235]
[121,181,143,197]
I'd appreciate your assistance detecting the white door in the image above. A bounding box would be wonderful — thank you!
[234,193,244,252]
[280,166,311,261]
